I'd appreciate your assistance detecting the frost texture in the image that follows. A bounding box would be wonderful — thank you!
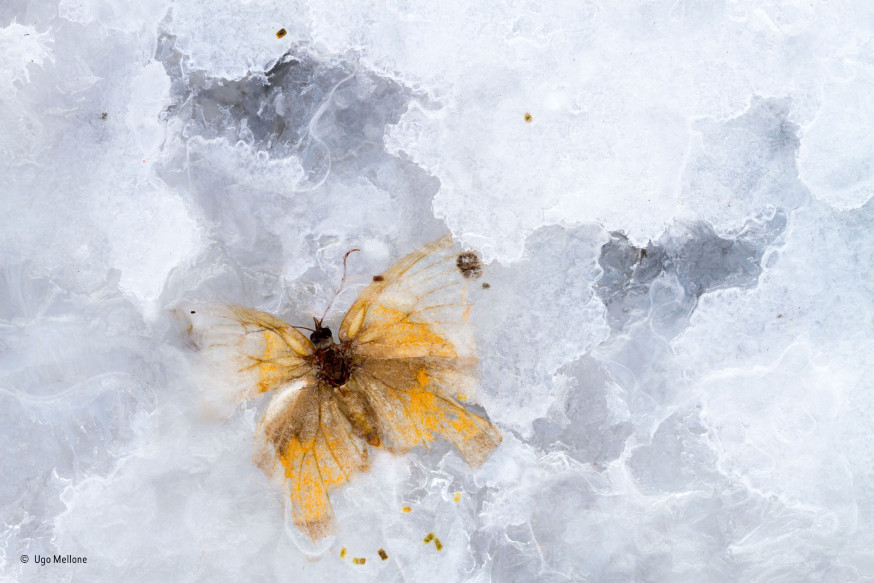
[3,2,874,582]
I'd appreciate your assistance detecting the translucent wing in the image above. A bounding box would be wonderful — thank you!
[351,363,501,466]
[339,235,476,360]
[339,235,501,466]
[184,306,365,539]
[184,305,315,400]
[256,381,370,540]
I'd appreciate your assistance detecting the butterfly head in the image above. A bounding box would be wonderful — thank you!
[310,317,335,349]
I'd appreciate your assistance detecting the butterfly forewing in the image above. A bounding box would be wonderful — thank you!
[181,305,315,415]
[340,235,477,360]
[225,306,315,394]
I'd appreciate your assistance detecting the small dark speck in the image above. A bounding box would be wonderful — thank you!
[482,282,490,289]
[373,275,384,282]
[378,549,388,560]
[777,314,782,318]
[190,310,196,314]
[276,28,287,39]
[100,112,108,120]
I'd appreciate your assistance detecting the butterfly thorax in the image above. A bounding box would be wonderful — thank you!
[307,322,380,446]
[308,324,354,388]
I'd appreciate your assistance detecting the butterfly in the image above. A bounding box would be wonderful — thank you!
[184,235,502,540]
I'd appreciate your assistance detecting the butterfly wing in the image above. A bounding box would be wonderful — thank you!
[184,305,315,400]
[339,235,501,466]
[256,381,370,540]
[188,306,370,539]
[340,235,475,360]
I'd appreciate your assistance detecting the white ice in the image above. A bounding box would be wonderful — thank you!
[2,1,874,582]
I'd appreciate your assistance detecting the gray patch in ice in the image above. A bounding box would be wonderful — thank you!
[532,356,633,467]
[595,210,787,332]
[686,97,805,210]
[157,34,435,191]
[587,97,805,331]
[154,35,446,309]
[627,409,723,494]
[594,234,668,331]
[159,35,414,162]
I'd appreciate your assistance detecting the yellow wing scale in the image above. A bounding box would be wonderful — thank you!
[352,305,458,359]
[404,374,501,468]
[353,367,500,467]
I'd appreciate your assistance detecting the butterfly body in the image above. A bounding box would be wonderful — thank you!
[186,235,501,539]
[307,325,354,387]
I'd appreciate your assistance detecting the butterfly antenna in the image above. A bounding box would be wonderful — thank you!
[319,247,360,324]
[290,325,316,333]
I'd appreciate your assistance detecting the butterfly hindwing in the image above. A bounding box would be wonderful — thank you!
[353,363,501,466]
[256,382,371,540]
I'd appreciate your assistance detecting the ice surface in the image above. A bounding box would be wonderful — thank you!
[3,1,874,582]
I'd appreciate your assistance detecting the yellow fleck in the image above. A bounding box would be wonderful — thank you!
[276,28,287,38]
[340,547,347,559]
[434,537,443,551]
[401,506,412,513]
[353,557,366,565]
[456,393,468,402]
[378,549,388,560]
[524,112,533,123]
[453,491,462,503]
[423,532,435,544]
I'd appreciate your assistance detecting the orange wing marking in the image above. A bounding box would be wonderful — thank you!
[260,386,370,539]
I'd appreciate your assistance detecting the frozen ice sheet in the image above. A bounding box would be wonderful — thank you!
[2,2,874,582]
